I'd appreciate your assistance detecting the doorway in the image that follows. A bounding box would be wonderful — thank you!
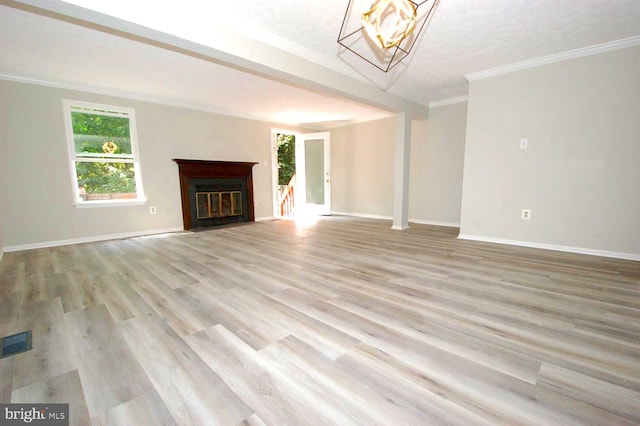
[271,131,331,218]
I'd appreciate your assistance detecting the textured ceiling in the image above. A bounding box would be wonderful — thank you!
[1,0,640,127]
[223,0,640,102]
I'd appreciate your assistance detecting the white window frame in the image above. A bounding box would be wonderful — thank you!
[63,100,146,208]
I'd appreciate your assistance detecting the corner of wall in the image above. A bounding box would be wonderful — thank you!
[460,45,640,255]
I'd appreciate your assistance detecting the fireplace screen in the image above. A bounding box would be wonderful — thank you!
[196,191,242,219]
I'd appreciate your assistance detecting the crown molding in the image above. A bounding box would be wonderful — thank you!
[5,0,427,118]
[465,35,640,81]
[0,73,393,130]
[0,72,298,126]
[429,95,468,108]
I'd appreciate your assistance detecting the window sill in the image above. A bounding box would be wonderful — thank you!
[73,198,147,208]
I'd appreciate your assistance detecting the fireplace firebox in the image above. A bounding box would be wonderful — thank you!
[173,159,258,230]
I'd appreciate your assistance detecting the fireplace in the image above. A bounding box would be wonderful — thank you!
[173,159,258,230]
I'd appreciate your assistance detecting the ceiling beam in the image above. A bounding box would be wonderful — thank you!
[3,0,429,119]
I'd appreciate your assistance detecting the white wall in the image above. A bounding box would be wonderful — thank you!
[460,46,640,257]
[0,80,278,249]
[410,102,467,226]
[331,117,395,218]
[331,107,468,226]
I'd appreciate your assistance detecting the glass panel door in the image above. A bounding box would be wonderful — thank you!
[296,132,331,216]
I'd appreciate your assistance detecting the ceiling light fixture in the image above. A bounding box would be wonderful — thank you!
[362,0,417,49]
[338,0,438,73]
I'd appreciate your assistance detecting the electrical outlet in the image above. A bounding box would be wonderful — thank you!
[521,209,531,220]
[519,138,528,149]
[150,206,157,215]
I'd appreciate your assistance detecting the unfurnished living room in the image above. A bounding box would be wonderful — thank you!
[1,0,639,425]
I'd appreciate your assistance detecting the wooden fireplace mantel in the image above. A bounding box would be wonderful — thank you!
[173,159,258,230]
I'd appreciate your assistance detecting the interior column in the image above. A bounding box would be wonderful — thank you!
[392,112,411,230]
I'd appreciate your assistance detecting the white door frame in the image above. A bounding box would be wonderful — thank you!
[271,130,331,218]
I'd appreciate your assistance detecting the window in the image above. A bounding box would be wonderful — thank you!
[63,100,145,206]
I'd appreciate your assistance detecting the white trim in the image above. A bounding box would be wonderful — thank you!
[68,102,130,117]
[466,35,640,81]
[409,218,460,228]
[62,99,146,207]
[2,227,184,253]
[391,224,410,231]
[0,72,286,126]
[457,234,640,262]
[0,73,394,131]
[1,0,429,118]
[0,250,3,264]
[429,96,468,108]
[331,211,393,221]
[255,216,276,222]
[74,199,147,208]
[270,131,279,219]
[68,153,134,161]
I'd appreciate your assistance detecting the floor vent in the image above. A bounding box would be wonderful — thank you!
[0,330,32,358]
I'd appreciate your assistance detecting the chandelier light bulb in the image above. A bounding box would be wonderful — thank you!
[338,0,439,72]
[361,0,418,49]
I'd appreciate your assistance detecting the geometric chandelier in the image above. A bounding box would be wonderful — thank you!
[338,0,439,72]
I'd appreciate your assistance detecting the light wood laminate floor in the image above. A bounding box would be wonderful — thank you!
[1,217,639,425]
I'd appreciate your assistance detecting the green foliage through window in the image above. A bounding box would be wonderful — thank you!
[71,112,132,156]
[75,162,137,195]
[74,135,132,157]
[66,103,142,200]
[277,134,296,186]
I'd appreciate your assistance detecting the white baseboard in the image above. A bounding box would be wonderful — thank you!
[330,213,461,229]
[457,234,640,262]
[391,224,410,231]
[331,211,393,221]
[3,227,184,253]
[409,218,460,228]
